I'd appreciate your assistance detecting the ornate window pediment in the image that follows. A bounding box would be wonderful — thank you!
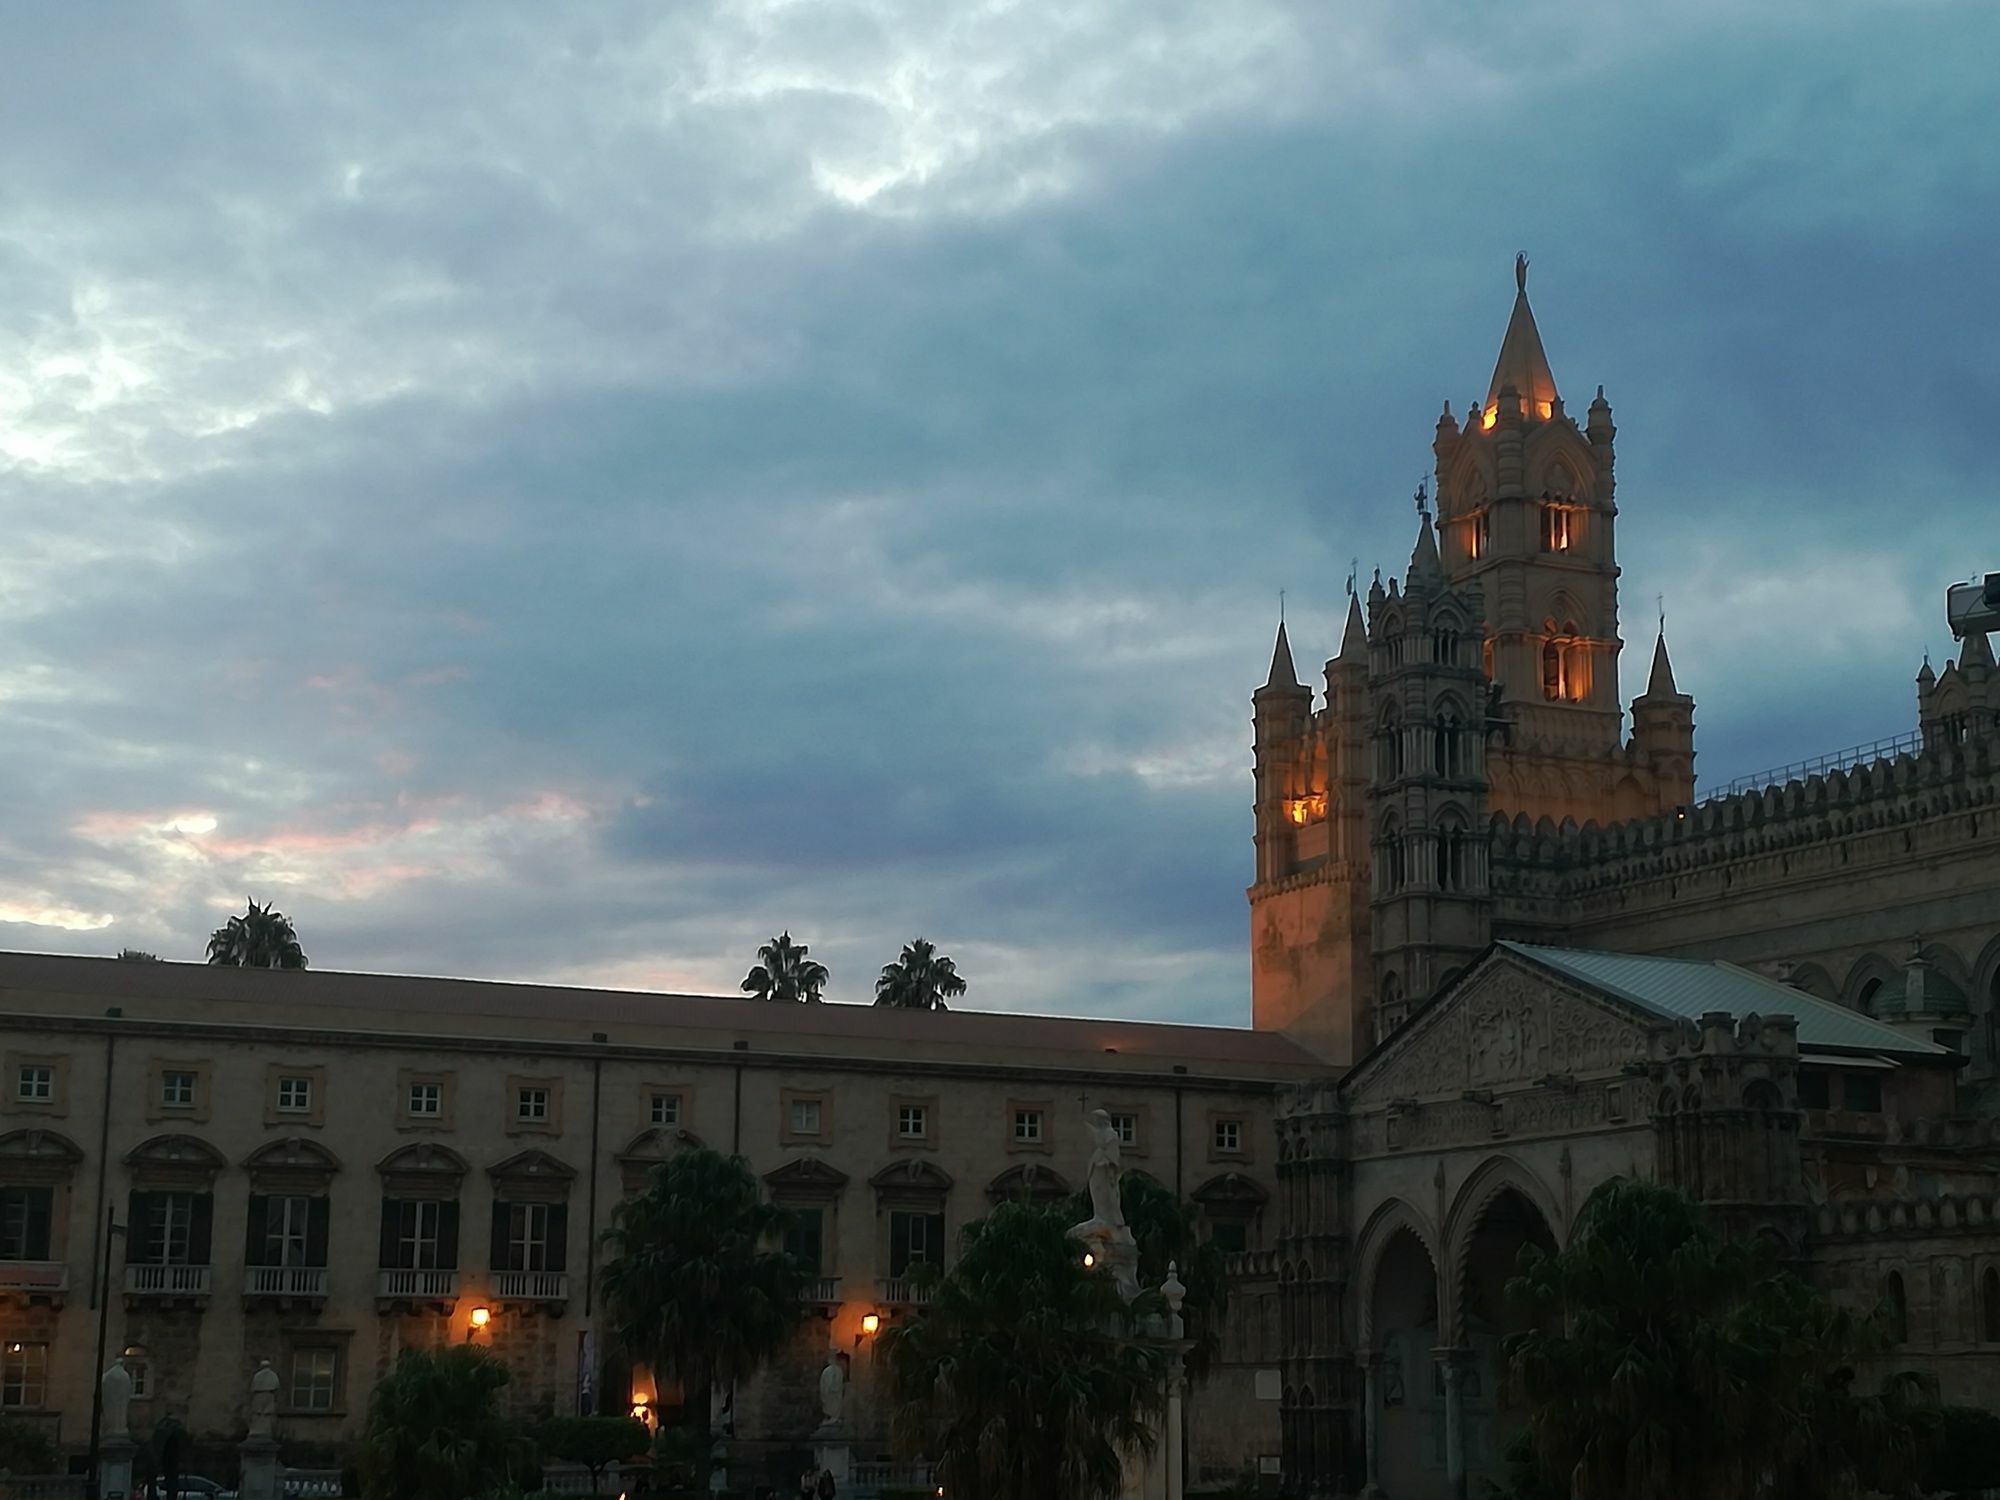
[375,1142,468,1200]
[616,1125,706,1193]
[1192,1171,1269,1214]
[488,1149,576,1204]
[985,1163,1071,1205]
[763,1157,849,1204]
[870,1158,953,1208]
[243,1137,341,1193]
[0,1128,84,1186]
[125,1133,225,1190]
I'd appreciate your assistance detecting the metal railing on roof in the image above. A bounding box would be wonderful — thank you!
[1694,728,1923,805]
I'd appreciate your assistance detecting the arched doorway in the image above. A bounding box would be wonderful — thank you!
[1369,1226,1445,1498]
[1456,1188,1559,1491]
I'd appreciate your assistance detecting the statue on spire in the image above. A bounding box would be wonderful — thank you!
[1414,479,1429,518]
[1515,252,1529,292]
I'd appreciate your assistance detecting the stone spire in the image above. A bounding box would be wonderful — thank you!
[1643,631,1681,698]
[1406,511,1443,592]
[1263,620,1302,690]
[1338,591,1368,660]
[1486,254,1560,414]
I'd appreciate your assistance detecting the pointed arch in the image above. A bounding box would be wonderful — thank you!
[1354,1198,1442,1348]
[1443,1154,1563,1303]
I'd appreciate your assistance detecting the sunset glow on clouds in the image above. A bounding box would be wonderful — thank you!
[1,1,1995,1018]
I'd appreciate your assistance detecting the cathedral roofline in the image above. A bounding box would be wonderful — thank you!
[1486,254,1560,416]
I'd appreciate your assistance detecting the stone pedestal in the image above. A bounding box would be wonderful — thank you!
[813,1434,852,1490]
[239,1434,282,1500]
[98,1435,137,1500]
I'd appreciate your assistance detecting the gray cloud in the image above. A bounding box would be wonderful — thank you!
[2,0,1995,1019]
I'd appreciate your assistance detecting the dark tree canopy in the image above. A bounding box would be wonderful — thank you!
[356,1346,529,1500]
[205,900,307,969]
[874,936,968,1011]
[740,930,828,1003]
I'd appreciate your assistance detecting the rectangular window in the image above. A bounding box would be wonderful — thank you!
[277,1076,313,1113]
[516,1087,549,1122]
[14,1066,53,1104]
[124,1354,149,1398]
[897,1104,929,1140]
[389,1200,444,1269]
[1796,1070,1830,1110]
[408,1082,443,1117]
[0,1188,53,1262]
[1214,1119,1244,1154]
[1210,1221,1249,1255]
[144,1193,195,1264]
[263,1195,312,1268]
[889,1210,945,1277]
[506,1203,551,1272]
[289,1347,338,1412]
[161,1070,197,1108]
[1012,1109,1043,1144]
[1,1341,48,1408]
[790,1099,823,1137]
[1110,1112,1138,1147]
[784,1207,824,1276]
[649,1092,680,1126]
[1842,1074,1884,1114]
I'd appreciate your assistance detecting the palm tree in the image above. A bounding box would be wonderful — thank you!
[1504,1180,1939,1500]
[1066,1173,1229,1378]
[205,900,308,968]
[884,1201,1165,1500]
[598,1149,805,1492]
[873,937,967,1011]
[739,931,827,1002]
[356,1345,530,1500]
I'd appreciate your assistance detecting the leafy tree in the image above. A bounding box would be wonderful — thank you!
[539,1416,650,1496]
[115,948,160,962]
[1504,1181,1939,1500]
[884,1201,1165,1500]
[205,900,308,968]
[1063,1173,1229,1377]
[873,937,967,1011]
[356,1345,531,1500]
[739,931,827,1003]
[598,1149,805,1493]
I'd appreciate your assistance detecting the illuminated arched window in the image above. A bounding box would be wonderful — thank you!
[1541,619,1588,703]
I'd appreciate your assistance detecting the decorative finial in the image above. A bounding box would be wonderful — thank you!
[1515,253,1528,292]
[1413,479,1429,518]
[1657,594,1666,633]
[1346,558,1358,598]
[1278,588,1286,624]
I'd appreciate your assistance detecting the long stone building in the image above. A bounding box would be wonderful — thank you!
[3,264,1999,1498]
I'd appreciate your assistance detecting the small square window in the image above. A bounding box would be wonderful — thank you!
[897,1105,929,1140]
[1013,1109,1043,1144]
[277,1076,312,1113]
[408,1082,443,1117]
[1213,1119,1243,1154]
[517,1087,549,1122]
[649,1092,680,1126]
[161,1071,197,1109]
[289,1347,338,1412]
[14,1066,52,1104]
[790,1099,823,1137]
[1110,1112,1138,1147]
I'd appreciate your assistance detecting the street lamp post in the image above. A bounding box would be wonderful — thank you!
[85,1209,127,1500]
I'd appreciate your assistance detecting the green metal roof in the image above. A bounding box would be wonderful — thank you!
[1497,943,1951,1059]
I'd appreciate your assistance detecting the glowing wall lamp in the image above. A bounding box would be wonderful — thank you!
[466,1305,491,1343]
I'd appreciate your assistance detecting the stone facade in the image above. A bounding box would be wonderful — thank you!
[0,955,1315,1485]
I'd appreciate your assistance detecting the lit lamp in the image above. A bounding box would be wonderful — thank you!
[855,1311,881,1349]
[1081,1251,1096,1269]
[466,1306,491,1343]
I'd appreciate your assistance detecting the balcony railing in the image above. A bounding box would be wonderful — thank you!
[125,1263,211,1296]
[877,1276,934,1307]
[492,1269,569,1302]
[246,1265,330,1298]
[0,1260,69,1294]
[376,1267,460,1300]
[805,1275,841,1305]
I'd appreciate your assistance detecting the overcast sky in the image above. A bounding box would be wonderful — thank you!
[2,1,1994,1023]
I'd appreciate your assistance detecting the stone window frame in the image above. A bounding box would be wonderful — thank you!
[280,1328,354,1417]
[396,1069,457,1131]
[0,1339,49,1409]
[3,1054,68,1119]
[146,1059,212,1125]
[265,1064,327,1129]
[764,1158,851,1285]
[780,1088,834,1148]
[1101,1102,1149,1158]
[0,1128,87,1268]
[890,1094,938,1152]
[643,1083,691,1130]
[506,1075,564,1137]
[1208,1109,1252,1164]
[1006,1098,1053,1155]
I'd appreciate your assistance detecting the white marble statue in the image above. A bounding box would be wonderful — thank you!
[816,1349,849,1429]
[101,1357,134,1440]
[1081,1107,1128,1235]
[248,1358,280,1439]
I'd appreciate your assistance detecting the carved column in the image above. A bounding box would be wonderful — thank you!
[1359,1353,1382,1498]
[1437,1349,1469,1500]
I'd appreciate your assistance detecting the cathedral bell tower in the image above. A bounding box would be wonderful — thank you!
[1364,506,1492,1041]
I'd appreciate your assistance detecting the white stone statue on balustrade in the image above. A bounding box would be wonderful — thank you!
[816,1348,850,1433]
[1074,1108,1132,1241]
[100,1357,134,1440]
[248,1358,280,1439]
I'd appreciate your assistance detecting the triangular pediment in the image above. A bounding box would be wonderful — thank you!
[1344,949,1651,1109]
